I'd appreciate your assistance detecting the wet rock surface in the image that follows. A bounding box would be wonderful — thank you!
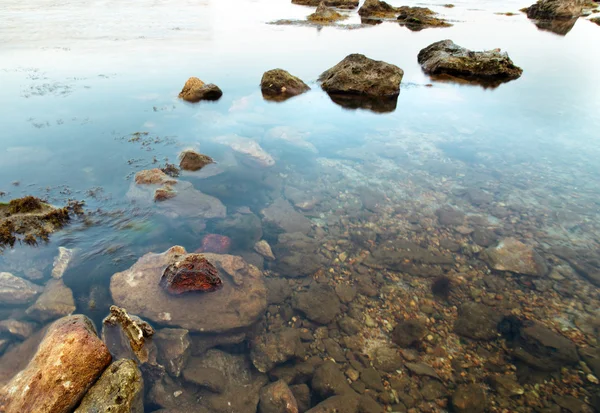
[178,77,223,102]
[0,272,42,305]
[452,383,487,413]
[358,0,398,18]
[0,315,111,413]
[308,2,347,23]
[261,69,310,101]
[454,302,503,340]
[110,246,267,332]
[102,305,155,363]
[74,358,143,413]
[179,149,214,171]
[525,0,585,19]
[25,278,75,322]
[159,254,222,294]
[418,39,523,86]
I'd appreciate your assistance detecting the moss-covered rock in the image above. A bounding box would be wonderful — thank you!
[75,359,143,413]
[308,2,348,22]
[396,6,452,31]
[358,0,398,18]
[292,0,358,9]
[524,0,585,19]
[260,69,310,101]
[178,77,223,102]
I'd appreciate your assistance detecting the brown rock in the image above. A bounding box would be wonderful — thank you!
[110,246,267,333]
[259,380,299,413]
[134,168,177,186]
[261,69,310,101]
[178,77,223,102]
[525,0,585,19]
[0,315,112,413]
[292,0,358,8]
[308,3,347,23]
[397,6,451,30]
[25,279,76,322]
[182,361,227,393]
[251,328,304,372]
[159,254,222,295]
[452,383,487,413]
[358,0,398,17]
[179,150,214,171]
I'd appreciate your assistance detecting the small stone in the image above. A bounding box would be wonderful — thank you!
[159,254,222,294]
[392,319,427,348]
[255,240,276,261]
[452,384,487,413]
[179,149,214,171]
[489,375,524,397]
[178,77,223,102]
[261,69,310,102]
[365,315,377,328]
[290,384,311,413]
[197,234,232,254]
[335,284,357,304]
[372,345,403,372]
[251,328,304,373]
[102,305,155,364]
[587,374,599,384]
[361,368,384,391]
[345,368,360,381]
[312,361,355,398]
[182,363,227,393]
[405,362,440,380]
[259,380,299,413]
[482,238,547,277]
[338,252,348,262]
[292,285,341,325]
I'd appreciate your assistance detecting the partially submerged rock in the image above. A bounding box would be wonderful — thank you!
[179,150,214,171]
[215,134,275,167]
[524,0,584,19]
[110,246,267,333]
[178,77,223,102]
[319,54,403,112]
[102,305,155,363]
[292,0,358,9]
[417,40,523,87]
[261,69,310,101]
[51,246,75,279]
[74,359,143,413]
[308,2,348,23]
[25,279,76,322]
[0,272,43,305]
[358,0,398,18]
[159,254,222,295]
[0,315,112,413]
[592,16,600,25]
[483,237,548,276]
[397,6,451,31]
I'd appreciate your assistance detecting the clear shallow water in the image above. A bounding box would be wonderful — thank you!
[1,0,600,411]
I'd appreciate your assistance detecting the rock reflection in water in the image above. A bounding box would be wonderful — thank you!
[325,92,399,113]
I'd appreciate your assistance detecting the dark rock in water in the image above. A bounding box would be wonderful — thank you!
[483,238,548,277]
[405,362,441,380]
[197,233,232,254]
[266,278,293,304]
[306,395,358,413]
[292,284,341,324]
[335,283,357,303]
[290,384,311,413]
[179,150,214,171]
[488,375,524,397]
[159,254,222,295]
[183,361,227,393]
[504,319,579,371]
[550,247,600,287]
[338,316,362,335]
[319,54,403,109]
[397,6,452,31]
[102,305,155,364]
[178,77,223,102]
[251,328,305,372]
[261,69,310,101]
[154,328,191,378]
[552,395,592,413]
[360,368,384,391]
[579,346,600,378]
[417,40,523,87]
[591,17,600,26]
[0,319,36,340]
[392,319,428,348]
[454,302,503,341]
[274,232,324,277]
[308,2,347,23]
[292,0,358,9]
[190,330,247,355]
[372,345,403,372]
[324,92,399,113]
[436,207,465,226]
[25,279,76,322]
[0,315,112,413]
[74,359,144,413]
[0,272,43,305]
[472,227,498,247]
[259,380,299,413]
[452,384,487,413]
[524,0,584,19]
[358,0,398,18]
[312,361,355,398]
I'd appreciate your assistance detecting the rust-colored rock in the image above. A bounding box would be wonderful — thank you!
[160,254,223,295]
[134,169,177,186]
[197,234,232,254]
[0,315,112,413]
[178,77,223,102]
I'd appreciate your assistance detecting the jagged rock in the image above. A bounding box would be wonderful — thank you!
[452,384,487,413]
[292,284,341,324]
[261,69,310,101]
[358,0,398,17]
[155,328,191,378]
[110,247,267,333]
[251,328,305,372]
[454,302,503,341]
[25,279,75,322]
[74,359,143,413]
[292,0,358,9]
[262,198,312,235]
[308,3,347,23]
[0,315,111,413]
[259,380,299,413]
[0,319,36,340]
[525,0,584,19]
[215,134,275,167]
[178,77,223,102]
[418,40,523,86]
[179,150,214,171]
[51,247,75,279]
[483,238,547,276]
[397,6,451,30]
[159,254,222,295]
[255,240,276,260]
[102,305,155,363]
[0,272,42,305]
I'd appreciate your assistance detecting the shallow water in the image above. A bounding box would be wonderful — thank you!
[2,0,600,411]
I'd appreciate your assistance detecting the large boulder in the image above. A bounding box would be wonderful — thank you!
[0,272,42,305]
[524,0,585,19]
[0,315,112,413]
[178,77,223,102]
[74,359,143,413]
[292,0,358,9]
[110,246,267,333]
[261,69,310,101]
[483,237,547,277]
[417,40,523,86]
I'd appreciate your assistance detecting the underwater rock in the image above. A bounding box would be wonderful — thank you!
[308,2,347,23]
[319,54,403,98]
[154,328,191,378]
[110,246,267,333]
[261,69,310,101]
[306,395,359,413]
[215,134,275,167]
[292,284,341,324]
[397,6,451,30]
[25,279,76,322]
[489,375,524,397]
[358,0,398,17]
[51,246,75,279]
[392,319,428,348]
[74,359,143,413]
[159,254,222,295]
[290,384,311,413]
[197,233,232,254]
[251,328,305,372]
[213,212,263,250]
[262,198,313,235]
[179,150,214,171]
[454,302,502,341]
[0,319,36,340]
[417,40,523,86]
[0,315,111,413]
[273,232,325,277]
[312,361,355,398]
[0,328,46,386]
[259,380,299,413]
[405,362,441,380]
[292,0,358,8]
[191,331,247,355]
[0,272,43,305]
[178,77,223,102]
[483,237,548,276]
[524,0,584,19]
[266,127,318,154]
[183,362,227,393]
[452,384,487,413]
[371,345,403,372]
[102,305,155,364]
[255,240,276,260]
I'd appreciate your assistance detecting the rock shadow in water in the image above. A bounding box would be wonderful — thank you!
[324,92,399,113]
[530,17,579,35]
